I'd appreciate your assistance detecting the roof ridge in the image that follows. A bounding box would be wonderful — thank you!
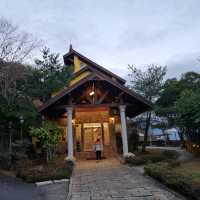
[63,48,126,84]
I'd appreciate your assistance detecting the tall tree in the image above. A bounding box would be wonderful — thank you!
[24,47,72,102]
[0,61,37,121]
[156,72,200,127]
[0,17,40,63]
[128,64,167,151]
[175,89,200,144]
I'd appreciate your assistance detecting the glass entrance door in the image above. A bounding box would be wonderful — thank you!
[83,123,102,151]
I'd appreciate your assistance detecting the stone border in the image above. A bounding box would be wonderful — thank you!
[66,163,76,200]
[66,177,73,200]
[35,179,69,187]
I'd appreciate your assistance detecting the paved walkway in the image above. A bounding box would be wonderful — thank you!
[68,158,185,200]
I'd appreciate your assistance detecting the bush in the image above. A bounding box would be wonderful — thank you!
[161,150,179,160]
[0,152,13,170]
[124,150,179,166]
[123,153,136,164]
[17,157,74,183]
[144,163,200,200]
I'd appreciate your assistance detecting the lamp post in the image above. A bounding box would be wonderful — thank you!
[19,115,24,143]
[8,121,12,153]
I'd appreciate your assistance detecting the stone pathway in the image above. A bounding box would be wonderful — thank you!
[68,158,185,200]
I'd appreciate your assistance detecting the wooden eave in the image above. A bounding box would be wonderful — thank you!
[87,66,153,108]
[38,68,153,114]
[38,73,97,113]
[63,48,126,85]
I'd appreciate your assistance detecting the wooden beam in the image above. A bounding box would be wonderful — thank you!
[97,90,109,104]
[52,103,120,110]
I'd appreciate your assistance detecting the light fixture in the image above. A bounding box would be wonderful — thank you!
[109,117,115,124]
[89,90,95,96]
[89,82,95,96]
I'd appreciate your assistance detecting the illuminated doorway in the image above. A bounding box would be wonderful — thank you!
[83,123,102,151]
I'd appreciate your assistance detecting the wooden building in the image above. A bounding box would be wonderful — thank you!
[39,46,152,159]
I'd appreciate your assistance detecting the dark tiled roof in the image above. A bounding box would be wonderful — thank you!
[63,48,126,85]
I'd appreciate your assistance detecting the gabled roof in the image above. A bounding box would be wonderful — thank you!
[63,47,126,85]
[38,65,153,114]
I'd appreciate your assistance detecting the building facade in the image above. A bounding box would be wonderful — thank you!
[39,46,152,159]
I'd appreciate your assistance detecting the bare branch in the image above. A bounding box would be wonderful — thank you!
[0,17,41,63]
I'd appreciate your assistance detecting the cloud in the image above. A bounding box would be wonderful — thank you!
[0,0,200,79]
[166,52,200,78]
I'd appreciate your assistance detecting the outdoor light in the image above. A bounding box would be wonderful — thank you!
[19,115,24,124]
[89,90,95,96]
[89,82,95,96]
[109,117,115,124]
[40,77,44,83]
[19,115,24,143]
[8,121,12,129]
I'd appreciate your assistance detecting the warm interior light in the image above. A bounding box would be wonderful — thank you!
[109,117,115,124]
[89,90,95,96]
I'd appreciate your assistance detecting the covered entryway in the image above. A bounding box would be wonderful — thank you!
[38,47,152,160]
[74,107,118,159]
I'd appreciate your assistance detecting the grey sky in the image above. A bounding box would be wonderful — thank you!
[0,0,200,79]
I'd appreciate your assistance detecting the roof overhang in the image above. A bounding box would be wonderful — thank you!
[38,67,153,117]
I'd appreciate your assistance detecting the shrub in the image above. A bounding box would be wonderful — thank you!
[17,157,74,183]
[124,150,179,166]
[30,121,63,162]
[125,153,167,166]
[144,163,200,200]
[0,152,13,170]
[123,153,136,164]
[161,150,179,160]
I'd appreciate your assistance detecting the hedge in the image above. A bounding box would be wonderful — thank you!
[144,163,200,200]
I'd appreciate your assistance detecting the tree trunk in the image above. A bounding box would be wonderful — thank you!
[178,128,185,147]
[142,112,151,152]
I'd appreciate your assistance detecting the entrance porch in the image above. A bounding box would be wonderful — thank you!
[57,105,128,160]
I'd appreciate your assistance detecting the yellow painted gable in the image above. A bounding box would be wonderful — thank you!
[69,70,91,86]
[69,55,91,86]
[74,55,81,72]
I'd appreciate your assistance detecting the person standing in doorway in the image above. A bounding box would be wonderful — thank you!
[94,138,102,160]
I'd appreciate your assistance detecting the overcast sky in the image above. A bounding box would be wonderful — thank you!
[0,0,200,79]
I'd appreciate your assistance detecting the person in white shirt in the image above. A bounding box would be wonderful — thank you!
[94,138,103,160]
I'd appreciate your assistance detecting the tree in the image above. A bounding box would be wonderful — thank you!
[175,90,200,144]
[0,17,40,63]
[30,121,63,161]
[0,61,28,106]
[156,72,200,126]
[176,90,200,129]
[25,47,72,102]
[0,61,38,123]
[128,64,167,151]
[155,78,181,127]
